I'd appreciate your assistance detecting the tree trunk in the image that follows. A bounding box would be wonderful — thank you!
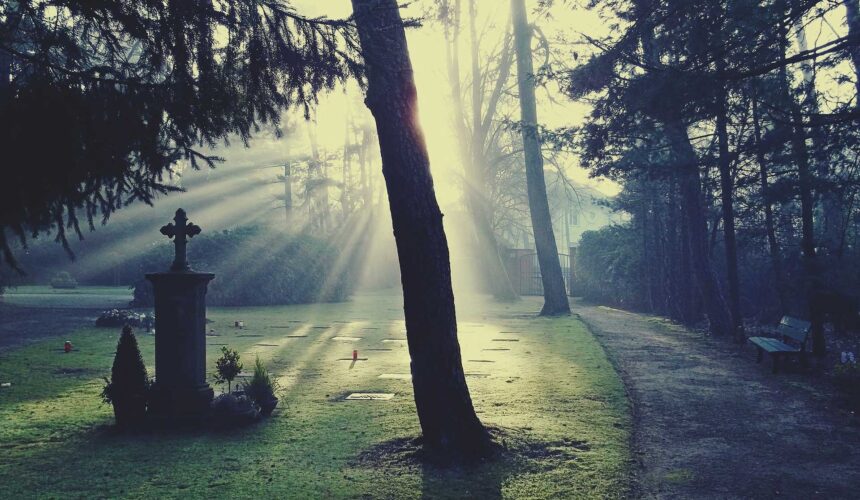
[796,25,841,258]
[444,0,518,300]
[664,121,733,337]
[845,0,860,99]
[511,0,570,315]
[751,91,788,312]
[467,0,518,301]
[283,162,292,225]
[638,11,730,336]
[351,0,490,458]
[775,25,823,352]
[715,76,743,341]
[342,114,351,221]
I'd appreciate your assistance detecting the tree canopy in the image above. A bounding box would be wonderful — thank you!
[0,0,360,269]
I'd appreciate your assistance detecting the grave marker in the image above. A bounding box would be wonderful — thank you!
[331,336,363,342]
[345,393,394,400]
[146,208,214,421]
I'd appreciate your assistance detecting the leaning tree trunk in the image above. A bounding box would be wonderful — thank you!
[351,0,490,458]
[511,0,570,315]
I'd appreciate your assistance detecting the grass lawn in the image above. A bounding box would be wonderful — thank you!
[0,290,631,498]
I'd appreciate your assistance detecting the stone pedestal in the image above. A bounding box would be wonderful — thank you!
[146,271,215,420]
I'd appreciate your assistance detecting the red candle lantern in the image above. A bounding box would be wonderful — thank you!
[352,349,358,361]
[64,341,72,353]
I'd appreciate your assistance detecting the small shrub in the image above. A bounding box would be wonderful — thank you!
[210,393,259,425]
[243,356,280,416]
[215,346,242,393]
[102,325,150,426]
[95,309,151,328]
[50,271,78,289]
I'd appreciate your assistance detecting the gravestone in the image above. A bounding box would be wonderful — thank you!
[345,393,394,401]
[146,209,215,421]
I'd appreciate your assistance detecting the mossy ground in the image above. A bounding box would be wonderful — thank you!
[0,289,631,498]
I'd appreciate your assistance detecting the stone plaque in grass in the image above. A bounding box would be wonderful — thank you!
[381,339,406,343]
[467,360,495,363]
[378,373,411,380]
[492,338,520,342]
[465,373,490,378]
[331,336,362,342]
[482,348,510,351]
[285,335,308,338]
[345,393,394,401]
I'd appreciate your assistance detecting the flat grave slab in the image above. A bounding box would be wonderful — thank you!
[312,326,331,330]
[331,336,363,342]
[378,373,411,380]
[465,373,491,378]
[237,334,264,338]
[382,339,406,343]
[338,357,369,361]
[255,343,279,347]
[492,338,520,342]
[285,335,308,338]
[345,393,394,401]
[467,359,496,363]
[482,348,510,351]
[367,348,393,351]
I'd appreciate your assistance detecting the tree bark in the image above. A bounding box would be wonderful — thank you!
[511,0,570,315]
[351,0,490,458]
[715,75,743,341]
[751,91,788,312]
[664,121,733,337]
[845,0,860,99]
[796,25,841,258]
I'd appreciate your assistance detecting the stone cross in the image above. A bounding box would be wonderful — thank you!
[160,208,201,272]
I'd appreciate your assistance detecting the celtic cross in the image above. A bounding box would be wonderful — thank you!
[160,208,201,271]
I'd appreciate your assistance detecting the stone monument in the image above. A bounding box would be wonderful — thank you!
[147,208,215,420]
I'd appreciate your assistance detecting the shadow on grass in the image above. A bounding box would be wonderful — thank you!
[352,426,590,498]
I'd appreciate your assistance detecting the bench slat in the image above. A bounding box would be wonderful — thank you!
[749,336,800,353]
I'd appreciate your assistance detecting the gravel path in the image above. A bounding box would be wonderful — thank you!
[574,302,860,499]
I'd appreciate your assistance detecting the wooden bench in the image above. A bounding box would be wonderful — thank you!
[748,316,811,373]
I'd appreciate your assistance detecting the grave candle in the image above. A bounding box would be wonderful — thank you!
[353,349,358,361]
[64,341,72,353]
